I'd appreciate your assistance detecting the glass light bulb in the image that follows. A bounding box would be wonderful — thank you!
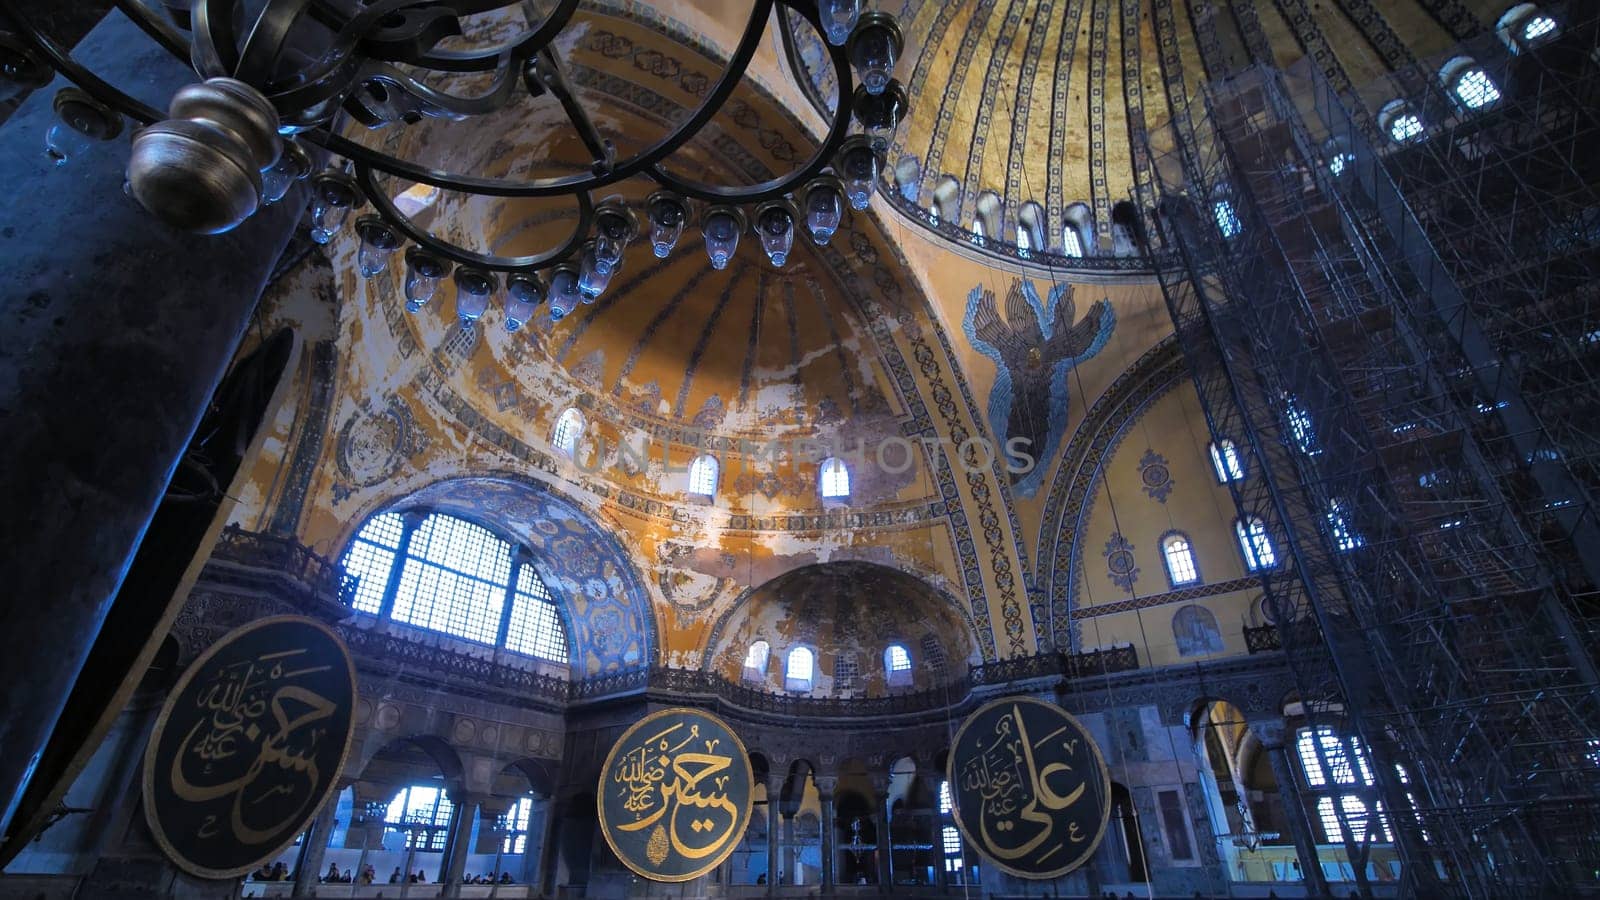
[45,123,91,167]
[851,24,898,95]
[457,286,490,324]
[758,207,794,267]
[593,214,629,274]
[309,199,350,245]
[549,269,580,320]
[578,247,613,301]
[819,0,862,45]
[405,268,440,311]
[357,227,399,278]
[841,148,879,210]
[703,210,741,270]
[261,166,294,205]
[806,184,843,244]
[649,198,686,258]
[504,279,542,332]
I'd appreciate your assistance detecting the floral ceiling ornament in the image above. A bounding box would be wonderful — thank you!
[1138,448,1174,503]
[1103,531,1139,594]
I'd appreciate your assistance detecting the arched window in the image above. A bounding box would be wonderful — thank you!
[1161,532,1200,586]
[1209,438,1245,482]
[1327,499,1364,550]
[1172,604,1223,656]
[931,175,961,225]
[1286,396,1319,455]
[1296,727,1391,843]
[1236,515,1277,570]
[1497,4,1558,52]
[341,511,571,663]
[1441,57,1501,111]
[1063,202,1095,257]
[1016,201,1046,257]
[552,407,584,457]
[1380,100,1424,144]
[819,457,851,499]
[785,646,815,692]
[894,156,921,203]
[1110,200,1143,256]
[687,454,719,498]
[975,190,1003,245]
[970,217,986,244]
[1061,225,1084,257]
[501,797,534,853]
[386,784,454,851]
[939,781,963,873]
[884,643,912,687]
[1213,198,1243,239]
[743,640,770,681]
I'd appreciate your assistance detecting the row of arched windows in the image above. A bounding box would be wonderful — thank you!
[1371,7,1559,148]
[891,163,1143,261]
[549,407,853,501]
[1157,515,1277,589]
[743,639,921,692]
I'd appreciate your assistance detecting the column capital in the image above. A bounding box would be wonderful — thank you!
[1248,718,1290,750]
[813,775,838,801]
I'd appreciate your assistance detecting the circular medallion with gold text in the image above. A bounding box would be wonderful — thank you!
[142,616,357,879]
[946,696,1111,879]
[597,707,753,882]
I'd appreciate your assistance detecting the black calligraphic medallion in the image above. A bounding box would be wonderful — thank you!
[947,696,1111,879]
[597,707,753,882]
[142,616,357,879]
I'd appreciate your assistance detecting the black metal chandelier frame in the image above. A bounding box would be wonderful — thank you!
[0,0,906,280]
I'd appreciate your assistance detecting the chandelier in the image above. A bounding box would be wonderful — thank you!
[0,0,909,323]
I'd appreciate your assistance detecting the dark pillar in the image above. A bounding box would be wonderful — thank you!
[0,8,302,836]
[1257,723,1330,897]
[872,784,892,890]
[816,776,836,896]
[765,777,779,899]
[782,811,796,885]
[293,791,342,897]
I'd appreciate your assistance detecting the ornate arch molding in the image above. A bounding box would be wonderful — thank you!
[371,474,658,678]
[1035,338,1189,649]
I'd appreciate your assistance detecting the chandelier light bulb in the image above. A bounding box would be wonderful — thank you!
[403,247,451,312]
[453,267,496,325]
[355,216,401,278]
[504,273,546,332]
[261,141,311,205]
[819,0,862,46]
[578,242,615,301]
[838,138,880,211]
[803,178,844,244]
[307,172,361,245]
[854,82,907,153]
[548,266,581,320]
[848,14,903,96]
[756,201,796,267]
[647,192,688,259]
[592,199,637,275]
[702,207,745,271]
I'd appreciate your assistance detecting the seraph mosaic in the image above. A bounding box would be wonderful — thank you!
[964,280,1115,498]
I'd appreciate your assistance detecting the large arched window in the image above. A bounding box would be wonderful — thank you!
[552,407,584,458]
[975,190,1004,244]
[1161,532,1200,586]
[1236,515,1277,570]
[386,784,454,851]
[1296,727,1390,844]
[1380,100,1425,144]
[785,646,815,692]
[1063,202,1094,257]
[1497,4,1558,53]
[743,640,770,682]
[687,454,719,498]
[1209,438,1245,482]
[819,457,851,499]
[1016,201,1046,257]
[342,511,570,663]
[939,781,963,874]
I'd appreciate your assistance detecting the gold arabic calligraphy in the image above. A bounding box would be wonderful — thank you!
[169,648,335,846]
[610,721,741,867]
[959,704,1089,863]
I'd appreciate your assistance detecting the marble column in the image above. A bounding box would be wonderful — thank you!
[441,792,480,894]
[293,791,342,897]
[872,783,892,890]
[782,812,796,885]
[0,8,303,835]
[1256,723,1330,897]
[815,776,837,895]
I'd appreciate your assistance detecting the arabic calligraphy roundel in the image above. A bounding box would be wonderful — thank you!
[597,707,754,882]
[143,616,357,879]
[947,696,1111,879]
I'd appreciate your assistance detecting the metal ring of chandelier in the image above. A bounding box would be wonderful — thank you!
[0,0,908,313]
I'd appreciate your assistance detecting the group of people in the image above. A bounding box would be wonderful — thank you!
[462,872,515,884]
[249,862,291,881]
[323,863,379,883]
[247,862,512,887]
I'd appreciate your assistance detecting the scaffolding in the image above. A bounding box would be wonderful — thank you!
[1136,11,1600,898]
